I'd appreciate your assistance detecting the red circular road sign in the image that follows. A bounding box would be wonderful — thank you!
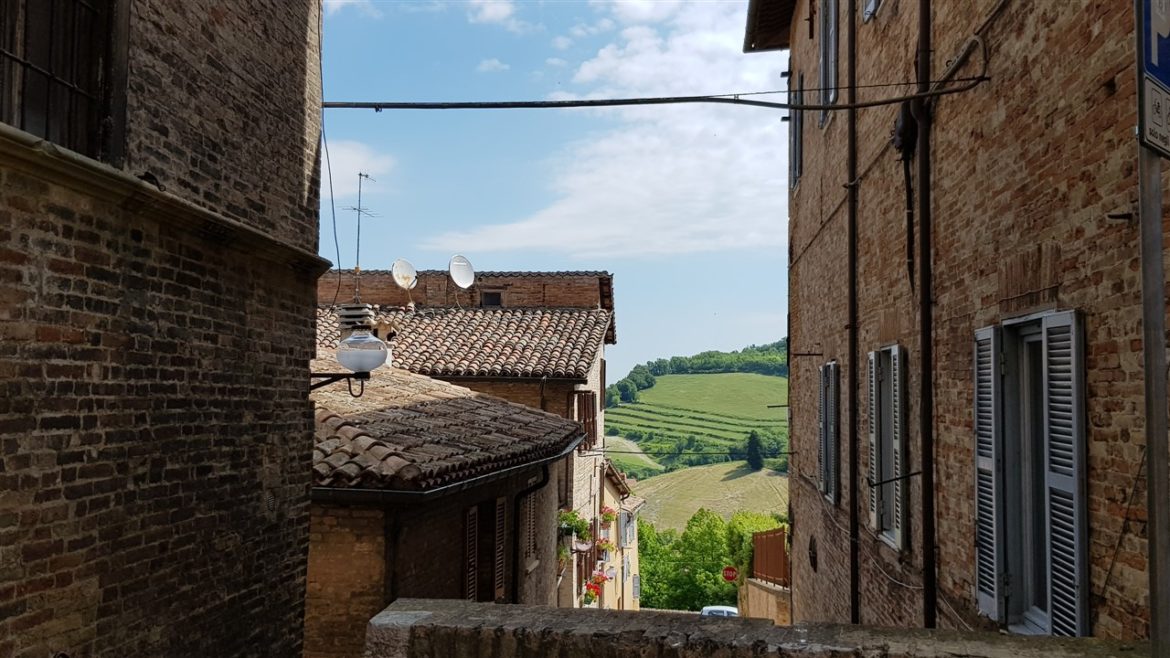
[722,566,738,582]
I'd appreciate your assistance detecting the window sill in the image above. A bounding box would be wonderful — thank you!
[525,559,541,575]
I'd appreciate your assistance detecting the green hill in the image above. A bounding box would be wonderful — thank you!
[633,462,789,531]
[603,373,788,477]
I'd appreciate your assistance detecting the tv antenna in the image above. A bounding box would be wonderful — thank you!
[345,172,379,302]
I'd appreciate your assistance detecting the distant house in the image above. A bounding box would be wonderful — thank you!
[304,358,583,658]
[589,461,644,611]
[318,269,620,609]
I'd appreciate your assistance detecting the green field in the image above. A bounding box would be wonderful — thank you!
[638,373,788,421]
[634,461,789,531]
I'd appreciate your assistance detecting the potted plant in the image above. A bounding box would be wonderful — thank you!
[591,570,610,585]
[558,509,591,542]
[583,582,601,605]
[596,538,616,553]
[600,505,618,524]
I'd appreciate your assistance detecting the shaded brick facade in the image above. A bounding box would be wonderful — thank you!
[775,0,1153,640]
[0,1,324,656]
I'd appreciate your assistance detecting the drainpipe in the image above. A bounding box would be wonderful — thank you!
[511,464,551,603]
[846,0,861,627]
[915,0,938,629]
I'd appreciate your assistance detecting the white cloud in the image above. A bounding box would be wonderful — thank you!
[323,0,382,18]
[321,140,396,200]
[545,57,568,68]
[422,2,789,259]
[551,35,573,50]
[477,58,510,73]
[467,0,531,33]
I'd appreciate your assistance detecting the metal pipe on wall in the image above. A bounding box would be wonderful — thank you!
[846,0,861,627]
[916,0,938,629]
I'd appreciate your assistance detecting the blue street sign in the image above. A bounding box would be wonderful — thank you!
[1141,0,1170,157]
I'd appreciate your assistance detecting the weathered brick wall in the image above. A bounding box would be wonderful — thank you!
[0,166,318,657]
[786,0,1155,639]
[363,599,1147,658]
[125,1,322,250]
[0,1,323,655]
[317,271,605,309]
[306,506,386,658]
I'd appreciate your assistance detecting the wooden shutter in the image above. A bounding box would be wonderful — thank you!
[827,362,839,504]
[867,351,879,529]
[633,574,640,599]
[817,364,827,494]
[465,506,478,601]
[890,345,907,550]
[493,497,506,602]
[1042,311,1088,636]
[973,326,1003,619]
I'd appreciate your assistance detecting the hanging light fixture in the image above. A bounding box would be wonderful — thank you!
[311,302,388,397]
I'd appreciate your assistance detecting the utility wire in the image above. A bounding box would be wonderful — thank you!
[317,2,342,308]
[322,76,986,113]
[603,449,793,456]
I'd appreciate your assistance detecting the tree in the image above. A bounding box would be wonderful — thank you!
[616,379,638,403]
[725,511,783,585]
[746,430,765,470]
[605,385,620,408]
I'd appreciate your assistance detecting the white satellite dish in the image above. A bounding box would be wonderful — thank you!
[391,258,418,290]
[449,255,476,290]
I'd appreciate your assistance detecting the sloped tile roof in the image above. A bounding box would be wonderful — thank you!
[317,306,610,380]
[311,355,583,491]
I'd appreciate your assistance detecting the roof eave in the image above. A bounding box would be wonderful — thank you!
[743,0,796,53]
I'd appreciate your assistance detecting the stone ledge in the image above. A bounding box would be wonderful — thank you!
[366,599,1146,658]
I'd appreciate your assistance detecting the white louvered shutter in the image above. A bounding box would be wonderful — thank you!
[891,345,907,550]
[867,351,879,529]
[973,326,1003,620]
[827,362,839,504]
[818,364,827,494]
[1042,311,1088,636]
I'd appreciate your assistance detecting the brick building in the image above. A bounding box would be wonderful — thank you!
[318,269,620,609]
[0,1,325,655]
[747,0,1153,640]
[304,358,582,658]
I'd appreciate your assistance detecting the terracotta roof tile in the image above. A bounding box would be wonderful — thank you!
[316,306,610,380]
[311,355,583,491]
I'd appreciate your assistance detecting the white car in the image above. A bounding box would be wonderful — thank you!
[699,605,739,617]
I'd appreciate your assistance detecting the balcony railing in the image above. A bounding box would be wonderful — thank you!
[751,527,790,587]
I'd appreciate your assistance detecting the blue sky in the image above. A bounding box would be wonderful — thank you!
[320,0,790,379]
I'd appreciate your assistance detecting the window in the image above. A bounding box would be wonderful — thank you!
[632,574,640,599]
[0,0,123,162]
[464,498,508,602]
[573,390,598,450]
[974,311,1088,636]
[789,72,804,189]
[817,361,839,504]
[522,496,537,560]
[818,0,838,125]
[867,345,907,550]
[481,291,502,307]
[863,0,881,22]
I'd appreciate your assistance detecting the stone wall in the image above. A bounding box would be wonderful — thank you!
[739,578,791,626]
[0,1,324,655]
[783,0,1153,639]
[361,599,1146,658]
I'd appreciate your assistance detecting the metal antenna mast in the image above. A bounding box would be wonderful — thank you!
[345,172,377,302]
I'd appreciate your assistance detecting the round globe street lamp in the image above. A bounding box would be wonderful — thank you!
[311,303,389,397]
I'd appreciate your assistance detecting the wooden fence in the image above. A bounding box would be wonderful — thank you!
[751,527,790,587]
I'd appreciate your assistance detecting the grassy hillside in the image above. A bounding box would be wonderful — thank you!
[634,462,789,531]
[638,373,787,421]
[604,373,788,475]
[605,435,665,476]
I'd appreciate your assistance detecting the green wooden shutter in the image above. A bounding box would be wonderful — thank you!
[1042,311,1088,636]
[891,345,908,550]
[867,351,879,529]
[974,326,1002,620]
